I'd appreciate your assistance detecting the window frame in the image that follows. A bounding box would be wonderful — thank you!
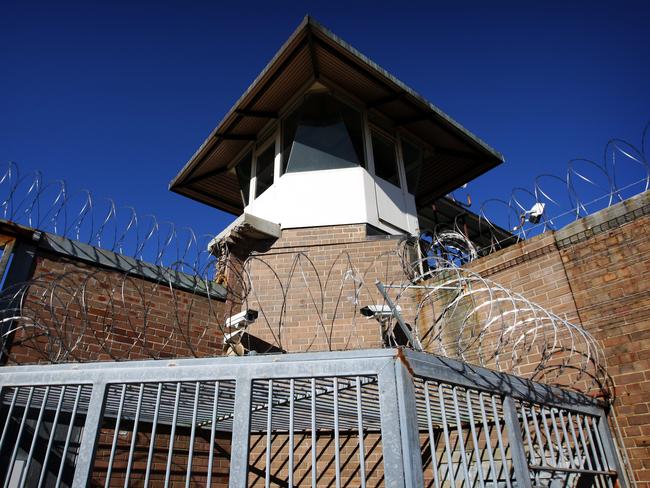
[250,128,280,201]
[233,78,434,206]
[368,125,404,189]
[280,88,368,176]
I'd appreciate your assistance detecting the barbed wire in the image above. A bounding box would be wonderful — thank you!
[0,162,215,273]
[2,121,641,401]
[2,231,610,399]
[446,121,650,245]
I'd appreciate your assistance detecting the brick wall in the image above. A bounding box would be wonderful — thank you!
[6,251,227,364]
[238,224,416,353]
[465,190,650,486]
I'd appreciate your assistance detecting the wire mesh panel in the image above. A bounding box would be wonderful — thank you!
[517,401,617,488]
[247,375,384,487]
[0,384,93,488]
[91,380,236,487]
[415,378,514,488]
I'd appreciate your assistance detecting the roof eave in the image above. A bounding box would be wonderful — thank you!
[170,16,504,193]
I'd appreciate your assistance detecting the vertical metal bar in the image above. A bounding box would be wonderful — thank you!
[144,383,163,488]
[519,404,536,465]
[333,377,341,488]
[185,381,201,488]
[466,389,485,488]
[71,384,103,488]
[590,414,609,469]
[549,408,567,467]
[20,386,50,487]
[424,382,440,488]
[0,387,18,454]
[451,386,471,487]
[311,378,317,488]
[355,376,367,488]
[394,362,424,488]
[530,404,547,466]
[229,373,252,488]
[206,381,220,488]
[38,386,66,488]
[377,359,406,487]
[105,384,127,488]
[164,383,182,488]
[502,396,532,488]
[4,386,35,488]
[582,415,605,488]
[520,404,540,486]
[589,415,614,488]
[576,414,596,471]
[265,380,273,488]
[557,409,577,469]
[478,392,498,487]
[289,379,295,488]
[596,410,628,488]
[567,411,585,469]
[490,395,512,488]
[584,416,604,472]
[540,407,556,466]
[438,384,456,488]
[124,383,145,487]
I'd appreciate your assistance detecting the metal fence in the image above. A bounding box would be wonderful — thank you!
[0,349,627,487]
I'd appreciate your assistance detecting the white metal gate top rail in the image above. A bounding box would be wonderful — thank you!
[0,349,627,488]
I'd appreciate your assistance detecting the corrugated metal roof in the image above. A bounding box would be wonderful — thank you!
[170,16,504,215]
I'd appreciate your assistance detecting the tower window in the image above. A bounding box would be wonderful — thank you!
[255,143,275,198]
[402,140,422,194]
[235,151,252,205]
[371,131,400,187]
[282,92,365,173]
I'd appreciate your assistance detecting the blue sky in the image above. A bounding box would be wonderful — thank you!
[1,0,649,239]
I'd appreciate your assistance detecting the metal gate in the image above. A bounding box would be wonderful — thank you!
[0,349,627,487]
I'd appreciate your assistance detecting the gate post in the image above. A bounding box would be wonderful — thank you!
[71,382,106,488]
[229,371,253,488]
[378,357,407,487]
[394,358,424,487]
[502,396,533,488]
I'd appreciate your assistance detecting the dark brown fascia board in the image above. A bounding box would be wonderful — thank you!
[169,16,504,196]
[170,186,242,216]
[416,159,498,210]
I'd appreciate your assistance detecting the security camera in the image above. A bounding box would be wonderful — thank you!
[224,309,259,329]
[360,304,401,319]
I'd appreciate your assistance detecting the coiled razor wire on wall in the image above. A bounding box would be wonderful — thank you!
[3,119,646,401]
[203,242,613,399]
[462,121,649,247]
[0,236,612,399]
[0,162,216,274]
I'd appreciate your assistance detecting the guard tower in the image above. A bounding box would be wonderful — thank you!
[170,16,503,237]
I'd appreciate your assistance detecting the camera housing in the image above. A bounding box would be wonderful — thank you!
[224,309,259,329]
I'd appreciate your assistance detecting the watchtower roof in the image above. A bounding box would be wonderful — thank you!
[170,16,504,215]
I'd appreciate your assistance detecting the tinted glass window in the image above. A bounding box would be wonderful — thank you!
[372,131,400,187]
[402,140,422,194]
[235,151,252,205]
[283,93,365,173]
[255,144,275,198]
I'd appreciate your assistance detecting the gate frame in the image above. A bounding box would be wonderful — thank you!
[0,348,627,488]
